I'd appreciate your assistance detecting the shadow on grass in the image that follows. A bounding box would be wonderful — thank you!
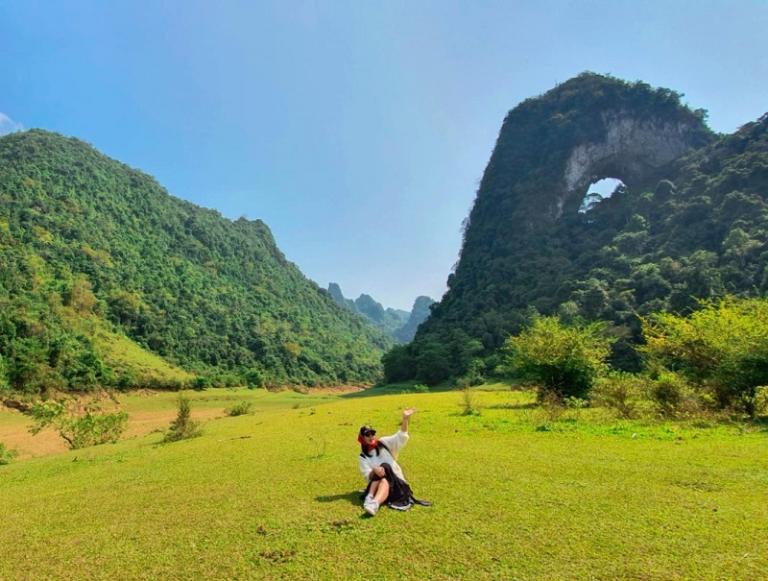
[315,491,363,506]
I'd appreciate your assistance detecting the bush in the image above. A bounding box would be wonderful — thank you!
[0,442,17,465]
[29,400,128,449]
[244,368,266,389]
[648,371,703,418]
[504,316,615,400]
[755,386,768,417]
[65,411,128,448]
[226,401,254,416]
[459,386,480,416]
[164,396,202,442]
[643,297,768,416]
[455,358,486,388]
[591,372,652,419]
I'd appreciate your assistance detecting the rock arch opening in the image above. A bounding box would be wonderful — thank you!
[578,177,625,213]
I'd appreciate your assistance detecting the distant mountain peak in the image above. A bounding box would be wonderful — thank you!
[327,283,433,343]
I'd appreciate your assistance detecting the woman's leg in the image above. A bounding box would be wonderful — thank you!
[373,478,389,504]
[368,480,380,496]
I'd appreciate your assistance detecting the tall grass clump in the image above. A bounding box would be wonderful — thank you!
[163,396,202,442]
[504,316,615,401]
[643,296,768,416]
[0,442,17,465]
[226,401,254,416]
[459,386,480,416]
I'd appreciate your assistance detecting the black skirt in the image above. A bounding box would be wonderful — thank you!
[363,462,432,510]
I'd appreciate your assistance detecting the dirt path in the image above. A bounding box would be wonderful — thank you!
[0,407,225,460]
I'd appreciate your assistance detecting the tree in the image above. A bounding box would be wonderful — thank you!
[643,296,768,416]
[503,316,615,400]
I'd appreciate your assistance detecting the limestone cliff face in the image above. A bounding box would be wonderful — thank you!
[560,111,704,219]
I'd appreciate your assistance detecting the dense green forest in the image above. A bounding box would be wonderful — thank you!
[387,73,768,384]
[327,282,434,342]
[0,130,390,395]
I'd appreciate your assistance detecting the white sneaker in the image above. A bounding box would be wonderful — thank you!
[363,498,379,516]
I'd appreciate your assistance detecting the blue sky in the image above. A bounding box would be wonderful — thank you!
[1,1,767,310]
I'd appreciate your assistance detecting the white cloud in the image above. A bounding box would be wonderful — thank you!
[0,112,24,135]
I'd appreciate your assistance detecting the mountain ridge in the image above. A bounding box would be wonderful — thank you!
[325,282,434,343]
[0,129,390,393]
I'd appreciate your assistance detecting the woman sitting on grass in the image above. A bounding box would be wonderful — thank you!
[358,408,431,516]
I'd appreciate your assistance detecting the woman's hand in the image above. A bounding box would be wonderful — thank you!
[400,408,416,432]
[373,466,386,478]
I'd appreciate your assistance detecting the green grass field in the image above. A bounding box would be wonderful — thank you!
[1,385,767,580]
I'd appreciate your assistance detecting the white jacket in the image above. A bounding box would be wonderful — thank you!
[358,430,409,483]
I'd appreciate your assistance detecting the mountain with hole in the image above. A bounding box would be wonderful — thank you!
[386,72,768,384]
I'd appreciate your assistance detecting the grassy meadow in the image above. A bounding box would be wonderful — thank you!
[1,385,767,580]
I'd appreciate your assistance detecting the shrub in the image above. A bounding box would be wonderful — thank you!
[192,375,212,390]
[164,396,202,442]
[504,316,615,400]
[455,358,486,388]
[64,411,128,448]
[244,368,266,389]
[591,372,652,419]
[754,386,768,417]
[459,386,480,416]
[648,371,703,418]
[226,401,254,416]
[29,400,128,449]
[564,396,589,421]
[0,442,17,465]
[643,297,768,416]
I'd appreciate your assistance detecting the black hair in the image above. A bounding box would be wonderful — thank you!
[359,424,392,457]
[360,438,391,458]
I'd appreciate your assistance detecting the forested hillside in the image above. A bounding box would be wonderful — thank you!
[387,73,768,384]
[0,130,390,394]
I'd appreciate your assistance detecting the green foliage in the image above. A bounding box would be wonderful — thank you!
[382,344,415,383]
[504,316,615,400]
[0,130,390,394]
[28,400,128,449]
[226,401,254,416]
[590,372,652,419]
[455,358,486,388]
[164,396,202,442]
[643,296,768,415]
[0,355,9,395]
[0,442,17,465]
[647,371,703,418]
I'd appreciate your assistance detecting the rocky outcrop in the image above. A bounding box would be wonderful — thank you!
[559,111,704,219]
